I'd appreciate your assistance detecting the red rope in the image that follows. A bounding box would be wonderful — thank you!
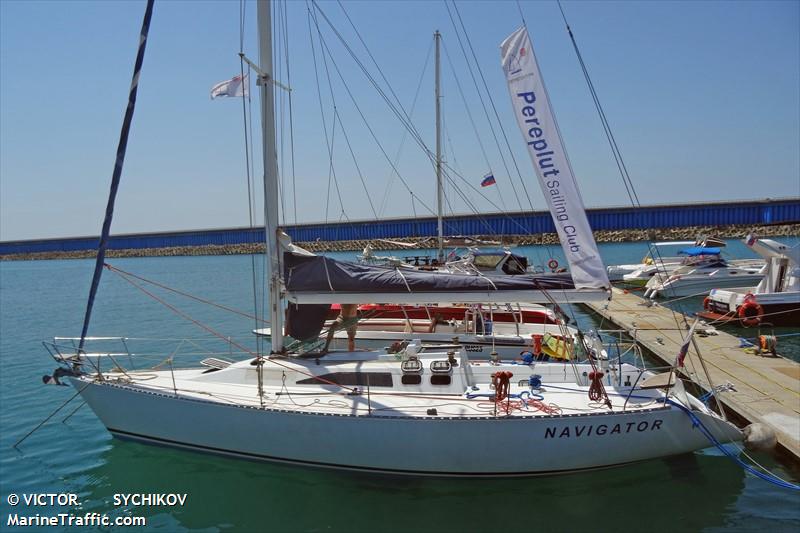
[588,371,605,402]
[481,398,562,416]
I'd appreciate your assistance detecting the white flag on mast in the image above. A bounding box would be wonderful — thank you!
[500,27,609,290]
[210,74,248,99]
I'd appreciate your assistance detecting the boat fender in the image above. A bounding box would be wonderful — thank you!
[743,423,777,451]
[738,301,764,327]
[547,259,559,271]
[531,334,543,356]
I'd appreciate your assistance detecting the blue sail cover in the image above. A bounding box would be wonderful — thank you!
[679,247,721,256]
[284,253,574,294]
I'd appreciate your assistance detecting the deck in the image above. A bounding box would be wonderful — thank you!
[582,288,800,464]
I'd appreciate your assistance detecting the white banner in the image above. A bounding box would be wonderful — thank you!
[501,27,609,290]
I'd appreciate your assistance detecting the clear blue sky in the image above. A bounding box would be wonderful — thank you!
[1,0,798,241]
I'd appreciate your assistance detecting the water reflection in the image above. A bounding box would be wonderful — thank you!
[75,438,747,532]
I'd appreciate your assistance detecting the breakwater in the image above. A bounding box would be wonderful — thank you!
[3,223,798,261]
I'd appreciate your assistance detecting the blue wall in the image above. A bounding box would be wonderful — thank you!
[2,198,798,255]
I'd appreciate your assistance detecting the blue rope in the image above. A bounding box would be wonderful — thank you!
[464,391,545,402]
[666,399,800,491]
[530,383,799,489]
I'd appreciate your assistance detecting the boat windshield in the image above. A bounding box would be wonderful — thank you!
[472,254,504,269]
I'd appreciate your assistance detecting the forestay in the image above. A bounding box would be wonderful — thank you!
[500,27,609,290]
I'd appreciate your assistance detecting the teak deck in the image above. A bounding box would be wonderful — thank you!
[582,288,800,464]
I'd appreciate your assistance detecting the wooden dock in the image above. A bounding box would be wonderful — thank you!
[582,288,800,463]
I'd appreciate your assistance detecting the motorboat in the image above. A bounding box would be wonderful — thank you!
[607,240,697,282]
[697,237,799,327]
[643,246,764,299]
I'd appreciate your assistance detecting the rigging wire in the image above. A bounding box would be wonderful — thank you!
[104,263,269,324]
[276,0,299,226]
[440,40,507,212]
[313,7,356,227]
[308,2,440,219]
[312,2,527,242]
[313,0,544,250]
[334,0,427,146]
[109,267,362,393]
[310,5,379,220]
[239,0,263,357]
[275,0,286,225]
[552,0,686,325]
[447,0,537,213]
[443,1,523,213]
[377,40,433,217]
[306,4,338,233]
[443,0,558,267]
[549,1,739,417]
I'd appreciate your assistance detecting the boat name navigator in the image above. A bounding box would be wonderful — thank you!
[545,419,664,439]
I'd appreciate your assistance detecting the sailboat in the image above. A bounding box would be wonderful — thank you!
[46,0,746,476]
[261,31,577,359]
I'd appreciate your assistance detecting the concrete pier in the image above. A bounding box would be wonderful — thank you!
[582,288,800,464]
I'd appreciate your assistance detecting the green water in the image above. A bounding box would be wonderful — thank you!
[1,241,798,532]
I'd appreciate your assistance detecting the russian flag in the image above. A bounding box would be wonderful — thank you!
[675,319,699,367]
[480,173,496,187]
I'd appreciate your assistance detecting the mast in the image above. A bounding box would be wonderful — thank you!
[257,0,284,352]
[434,30,444,263]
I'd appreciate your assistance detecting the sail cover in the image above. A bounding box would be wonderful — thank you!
[500,27,609,290]
[284,253,575,294]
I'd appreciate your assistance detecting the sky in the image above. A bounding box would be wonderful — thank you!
[1,0,798,241]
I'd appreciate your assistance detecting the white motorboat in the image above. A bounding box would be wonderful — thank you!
[697,237,800,327]
[643,249,765,299]
[45,1,746,476]
[607,240,696,282]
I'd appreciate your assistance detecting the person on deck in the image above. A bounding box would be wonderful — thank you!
[322,303,358,353]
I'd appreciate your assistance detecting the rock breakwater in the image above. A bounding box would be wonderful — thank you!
[3,223,798,261]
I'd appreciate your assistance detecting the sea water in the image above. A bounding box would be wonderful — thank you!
[1,240,798,532]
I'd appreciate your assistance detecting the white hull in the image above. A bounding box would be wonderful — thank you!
[609,259,681,282]
[73,378,736,476]
[645,274,764,299]
[709,288,800,310]
[65,353,743,476]
[73,376,738,476]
